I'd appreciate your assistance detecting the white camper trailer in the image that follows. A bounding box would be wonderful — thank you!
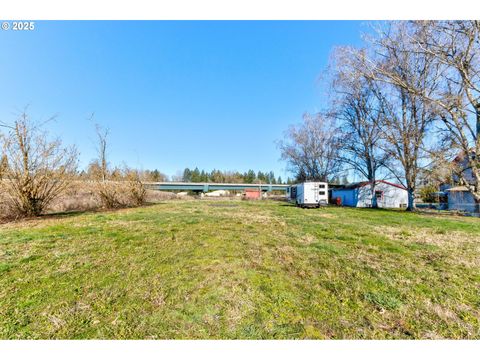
[287,182,328,208]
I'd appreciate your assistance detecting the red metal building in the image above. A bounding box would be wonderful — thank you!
[244,189,261,200]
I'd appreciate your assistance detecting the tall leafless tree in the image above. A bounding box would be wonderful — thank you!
[329,47,389,207]
[352,22,441,211]
[90,119,121,208]
[94,122,109,183]
[278,113,342,182]
[405,21,480,204]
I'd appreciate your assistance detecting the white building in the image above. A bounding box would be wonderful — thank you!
[331,180,408,208]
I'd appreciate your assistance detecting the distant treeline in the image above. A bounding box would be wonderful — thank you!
[78,162,289,184]
[180,168,286,184]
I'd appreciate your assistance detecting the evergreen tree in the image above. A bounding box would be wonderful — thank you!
[268,171,275,183]
[182,168,192,182]
[245,169,256,183]
[200,170,207,182]
[257,171,265,182]
[191,167,201,182]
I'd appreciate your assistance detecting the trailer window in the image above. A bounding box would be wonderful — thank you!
[319,184,325,188]
[319,191,325,195]
[375,190,383,200]
[290,187,297,199]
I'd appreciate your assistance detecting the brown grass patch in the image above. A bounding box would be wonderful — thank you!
[377,225,480,268]
[298,234,317,244]
[377,225,480,247]
[221,209,287,228]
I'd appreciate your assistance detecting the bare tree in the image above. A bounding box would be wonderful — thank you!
[407,21,480,204]
[94,121,109,183]
[278,113,342,182]
[329,47,389,207]
[90,119,148,208]
[90,120,122,208]
[0,111,78,217]
[351,22,441,211]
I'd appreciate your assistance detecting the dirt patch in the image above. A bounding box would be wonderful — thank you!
[276,245,298,266]
[298,234,317,244]
[222,210,287,228]
[316,213,337,219]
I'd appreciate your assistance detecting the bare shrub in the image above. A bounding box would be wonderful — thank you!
[95,181,123,209]
[0,180,11,219]
[89,120,121,209]
[0,155,7,180]
[46,181,100,213]
[145,189,178,202]
[124,168,147,206]
[0,111,78,217]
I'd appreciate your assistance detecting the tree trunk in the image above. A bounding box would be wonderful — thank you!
[371,181,378,208]
[406,189,416,211]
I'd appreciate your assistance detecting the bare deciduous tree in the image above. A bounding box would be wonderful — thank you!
[0,111,78,217]
[330,47,389,207]
[278,113,342,182]
[409,21,480,203]
[90,119,147,208]
[356,22,441,211]
[90,120,122,208]
[94,122,110,183]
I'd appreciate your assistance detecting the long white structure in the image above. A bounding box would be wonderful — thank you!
[331,180,408,208]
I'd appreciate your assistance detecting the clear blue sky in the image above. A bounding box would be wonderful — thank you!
[0,21,366,179]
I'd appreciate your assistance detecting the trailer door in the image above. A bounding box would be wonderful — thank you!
[312,184,320,204]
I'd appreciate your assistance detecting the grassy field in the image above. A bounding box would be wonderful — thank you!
[0,199,479,339]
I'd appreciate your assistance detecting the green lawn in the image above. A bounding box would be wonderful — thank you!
[0,199,479,339]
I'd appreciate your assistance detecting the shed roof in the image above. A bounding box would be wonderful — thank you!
[445,186,470,192]
[334,180,406,191]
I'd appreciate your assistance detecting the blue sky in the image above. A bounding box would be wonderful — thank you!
[0,21,366,179]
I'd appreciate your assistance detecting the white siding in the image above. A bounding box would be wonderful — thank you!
[332,182,408,208]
